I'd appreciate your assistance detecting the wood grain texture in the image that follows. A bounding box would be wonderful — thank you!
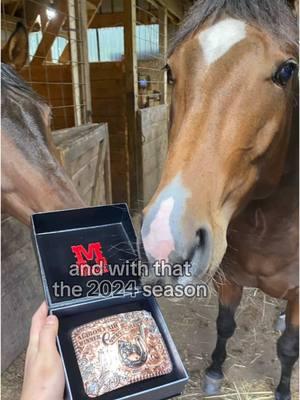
[1,218,43,372]
[52,123,112,205]
[138,105,169,203]
[90,62,129,204]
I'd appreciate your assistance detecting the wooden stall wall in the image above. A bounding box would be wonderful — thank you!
[90,62,130,204]
[53,123,112,205]
[21,65,75,130]
[1,215,43,371]
[138,104,169,203]
[20,62,130,204]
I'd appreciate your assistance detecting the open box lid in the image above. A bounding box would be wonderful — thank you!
[31,204,141,309]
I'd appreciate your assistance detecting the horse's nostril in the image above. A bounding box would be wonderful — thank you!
[197,228,208,249]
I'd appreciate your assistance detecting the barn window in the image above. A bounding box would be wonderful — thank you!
[136,24,159,59]
[88,27,125,62]
[51,37,68,63]
[29,31,42,61]
[87,24,159,62]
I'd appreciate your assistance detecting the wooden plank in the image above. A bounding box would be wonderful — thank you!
[52,123,111,205]
[31,0,68,65]
[78,0,93,123]
[58,0,103,62]
[124,0,141,209]
[88,62,127,204]
[88,11,124,28]
[89,78,125,90]
[21,64,72,82]
[138,104,169,125]
[92,99,126,117]
[141,120,168,144]
[67,145,99,175]
[51,108,76,117]
[143,135,168,174]
[6,0,21,17]
[91,88,125,99]
[88,0,103,26]
[24,0,43,31]
[108,134,127,148]
[91,115,126,131]
[91,141,106,205]
[138,105,169,202]
[103,129,112,204]
[82,187,93,204]
[44,98,75,107]
[159,6,168,104]
[52,123,107,161]
[51,117,75,130]
[1,216,43,371]
[29,83,73,99]
[58,42,71,63]
[68,0,81,126]
[156,0,183,21]
[90,62,125,79]
[72,155,99,196]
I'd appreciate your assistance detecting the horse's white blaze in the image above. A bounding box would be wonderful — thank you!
[142,197,175,261]
[199,18,246,65]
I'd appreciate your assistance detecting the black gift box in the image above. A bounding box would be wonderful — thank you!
[31,204,189,400]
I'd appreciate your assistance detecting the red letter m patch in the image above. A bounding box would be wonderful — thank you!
[71,242,108,276]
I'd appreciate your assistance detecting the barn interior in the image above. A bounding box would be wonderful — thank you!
[1,1,299,399]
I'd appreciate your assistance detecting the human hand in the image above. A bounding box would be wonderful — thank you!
[21,302,65,400]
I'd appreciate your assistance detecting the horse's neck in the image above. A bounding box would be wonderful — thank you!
[240,100,298,226]
[251,101,298,213]
[282,101,299,185]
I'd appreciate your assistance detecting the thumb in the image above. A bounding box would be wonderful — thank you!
[38,315,59,355]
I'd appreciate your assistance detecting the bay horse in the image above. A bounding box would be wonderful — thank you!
[141,1,299,399]
[1,23,84,226]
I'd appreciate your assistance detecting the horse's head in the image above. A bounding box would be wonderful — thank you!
[1,24,84,225]
[141,0,298,284]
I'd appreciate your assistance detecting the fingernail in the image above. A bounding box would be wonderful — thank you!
[46,315,57,325]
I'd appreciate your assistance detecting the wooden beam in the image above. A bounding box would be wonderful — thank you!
[77,0,93,123]
[159,6,167,104]
[23,0,51,32]
[88,11,124,28]
[88,0,103,6]
[88,10,154,28]
[124,0,142,209]
[58,0,102,63]
[68,0,81,126]
[30,0,68,65]
[87,0,103,26]
[156,0,183,20]
[6,0,21,17]
[1,14,22,33]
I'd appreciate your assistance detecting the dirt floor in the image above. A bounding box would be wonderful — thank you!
[1,288,299,400]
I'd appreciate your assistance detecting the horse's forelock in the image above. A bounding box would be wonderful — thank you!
[169,0,298,57]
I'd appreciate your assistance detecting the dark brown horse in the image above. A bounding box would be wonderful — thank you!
[141,1,299,399]
[1,23,84,225]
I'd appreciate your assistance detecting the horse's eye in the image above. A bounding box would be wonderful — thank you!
[273,60,298,87]
[164,64,175,85]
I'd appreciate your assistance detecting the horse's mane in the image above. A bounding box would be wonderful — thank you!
[1,63,48,112]
[169,0,298,56]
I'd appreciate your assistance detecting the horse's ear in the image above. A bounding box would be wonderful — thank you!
[2,22,28,70]
[294,0,299,16]
[288,0,299,17]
